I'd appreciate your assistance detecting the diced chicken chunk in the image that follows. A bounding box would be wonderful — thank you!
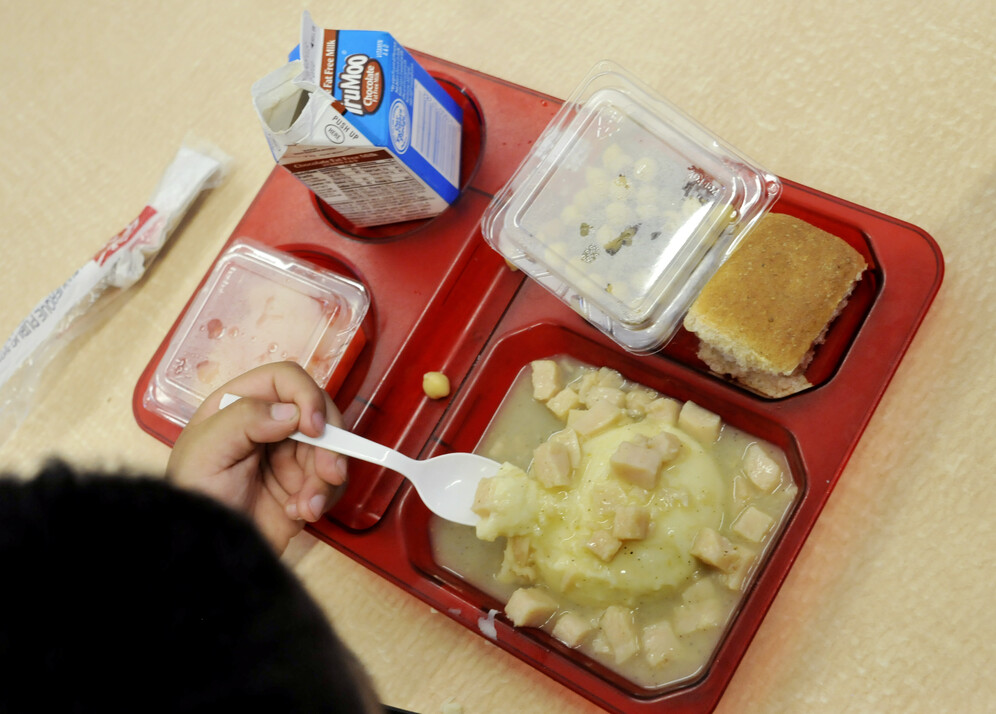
[567,401,622,437]
[545,387,580,421]
[624,387,659,417]
[642,619,680,667]
[548,428,581,468]
[577,367,625,403]
[732,505,774,542]
[505,587,558,628]
[586,529,622,562]
[600,606,640,664]
[598,367,626,389]
[594,367,625,390]
[471,480,501,527]
[722,547,757,591]
[576,371,600,400]
[744,443,782,492]
[645,397,680,425]
[690,527,740,572]
[472,464,527,516]
[648,431,682,462]
[530,359,562,402]
[498,535,535,583]
[552,612,595,648]
[472,464,539,542]
[612,505,650,541]
[530,440,573,488]
[583,386,626,409]
[609,440,663,490]
[590,632,611,657]
[678,401,722,443]
[673,597,723,635]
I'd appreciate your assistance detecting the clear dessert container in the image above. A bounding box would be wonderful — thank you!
[482,60,782,354]
[143,239,369,427]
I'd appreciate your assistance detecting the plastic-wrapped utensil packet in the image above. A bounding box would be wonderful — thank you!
[0,137,230,446]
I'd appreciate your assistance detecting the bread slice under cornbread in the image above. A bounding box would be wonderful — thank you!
[682,213,866,397]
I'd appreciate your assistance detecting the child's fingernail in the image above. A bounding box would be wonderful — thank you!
[312,411,326,433]
[309,494,326,519]
[271,402,298,421]
[285,501,301,520]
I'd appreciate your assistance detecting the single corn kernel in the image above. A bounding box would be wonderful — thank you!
[422,371,451,399]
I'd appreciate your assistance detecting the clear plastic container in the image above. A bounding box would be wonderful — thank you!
[482,60,782,354]
[144,239,369,427]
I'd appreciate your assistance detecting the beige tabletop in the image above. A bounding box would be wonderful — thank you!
[1,1,994,712]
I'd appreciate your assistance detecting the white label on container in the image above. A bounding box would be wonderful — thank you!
[411,79,461,188]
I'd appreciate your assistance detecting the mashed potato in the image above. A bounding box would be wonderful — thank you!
[475,417,726,607]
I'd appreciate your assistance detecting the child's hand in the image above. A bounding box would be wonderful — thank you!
[167,362,348,552]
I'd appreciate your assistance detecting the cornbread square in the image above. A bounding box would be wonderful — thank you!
[683,213,866,397]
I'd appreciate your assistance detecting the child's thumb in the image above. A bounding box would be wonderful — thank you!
[224,398,301,446]
[269,402,299,422]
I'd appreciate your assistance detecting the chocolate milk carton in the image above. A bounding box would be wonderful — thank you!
[252,12,463,227]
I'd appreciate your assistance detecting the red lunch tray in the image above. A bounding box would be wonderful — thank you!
[133,51,944,713]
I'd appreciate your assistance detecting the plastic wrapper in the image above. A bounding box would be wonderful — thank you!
[0,137,230,446]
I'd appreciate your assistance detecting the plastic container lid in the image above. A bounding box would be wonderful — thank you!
[144,239,369,427]
[482,60,781,354]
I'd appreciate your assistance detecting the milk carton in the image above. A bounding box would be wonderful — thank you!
[252,12,463,227]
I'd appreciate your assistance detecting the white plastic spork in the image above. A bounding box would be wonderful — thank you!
[220,393,496,526]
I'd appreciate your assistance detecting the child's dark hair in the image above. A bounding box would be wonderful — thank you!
[0,460,382,713]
